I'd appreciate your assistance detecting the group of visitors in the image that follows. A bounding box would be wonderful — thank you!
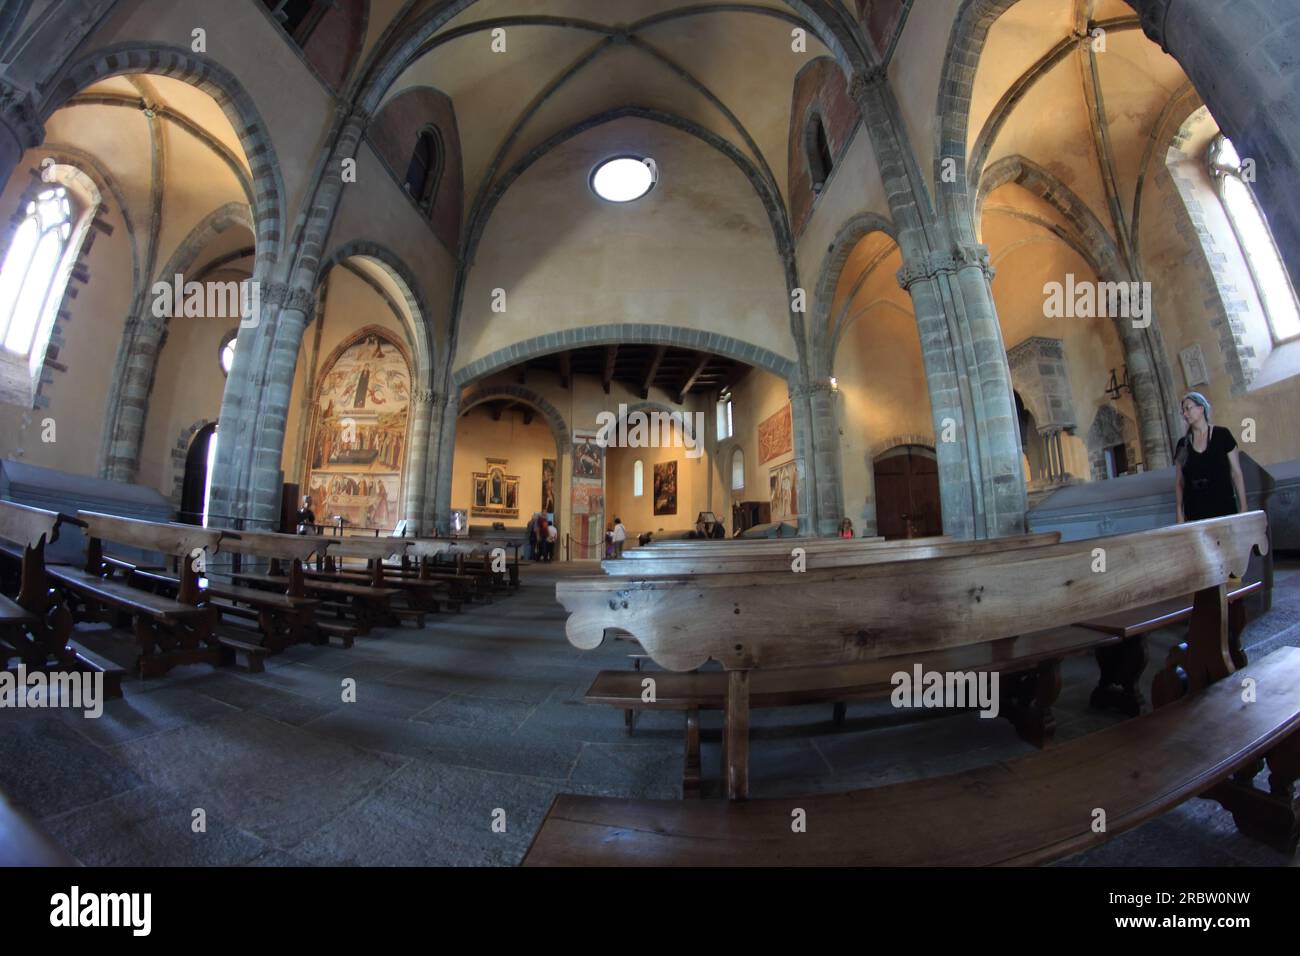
[526,512,558,561]
[604,518,626,558]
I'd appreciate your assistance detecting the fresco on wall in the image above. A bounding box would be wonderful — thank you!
[769,460,799,520]
[654,461,678,516]
[541,458,556,516]
[306,331,410,531]
[758,404,793,464]
[571,432,605,557]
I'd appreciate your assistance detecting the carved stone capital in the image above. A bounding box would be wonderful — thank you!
[285,286,316,313]
[412,388,438,408]
[896,244,995,290]
[790,379,835,399]
[0,79,44,150]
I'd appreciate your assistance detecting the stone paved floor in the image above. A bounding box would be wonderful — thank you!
[2,561,1299,866]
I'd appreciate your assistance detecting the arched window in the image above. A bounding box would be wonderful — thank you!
[404,128,443,210]
[633,459,644,497]
[1209,135,1300,343]
[730,448,745,492]
[0,186,76,359]
[219,332,237,376]
[806,112,834,194]
[262,0,326,45]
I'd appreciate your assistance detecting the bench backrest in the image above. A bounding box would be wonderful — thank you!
[220,529,323,562]
[639,534,896,551]
[603,532,1060,574]
[326,536,412,561]
[77,512,226,558]
[0,499,64,550]
[556,513,1268,673]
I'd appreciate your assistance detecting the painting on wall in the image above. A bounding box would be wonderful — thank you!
[471,457,520,519]
[571,431,606,557]
[573,438,604,479]
[769,460,799,520]
[758,404,793,464]
[305,330,410,531]
[653,460,678,516]
[541,458,556,516]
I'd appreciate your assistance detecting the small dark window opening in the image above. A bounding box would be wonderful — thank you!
[404,128,443,211]
[262,0,327,46]
[1104,444,1129,479]
[807,113,834,194]
[180,423,218,525]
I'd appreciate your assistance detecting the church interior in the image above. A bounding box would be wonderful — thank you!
[1,0,1300,876]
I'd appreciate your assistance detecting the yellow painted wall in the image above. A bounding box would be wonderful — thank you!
[451,404,557,529]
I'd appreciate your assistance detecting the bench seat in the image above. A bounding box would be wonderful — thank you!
[48,565,212,620]
[524,646,1300,866]
[0,592,38,626]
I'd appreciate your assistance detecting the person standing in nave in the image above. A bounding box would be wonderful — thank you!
[1174,392,1248,522]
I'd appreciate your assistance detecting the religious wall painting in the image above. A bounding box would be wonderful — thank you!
[769,460,799,520]
[653,460,678,516]
[305,330,411,531]
[541,458,556,516]
[471,457,520,519]
[758,404,793,464]
[571,431,606,556]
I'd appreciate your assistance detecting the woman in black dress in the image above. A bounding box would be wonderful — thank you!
[1174,392,1248,522]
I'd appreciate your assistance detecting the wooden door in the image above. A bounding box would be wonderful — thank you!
[873,448,943,540]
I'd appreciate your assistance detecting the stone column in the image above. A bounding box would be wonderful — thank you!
[1131,0,1300,288]
[402,388,434,534]
[429,391,460,534]
[211,109,369,528]
[791,379,841,535]
[0,79,42,201]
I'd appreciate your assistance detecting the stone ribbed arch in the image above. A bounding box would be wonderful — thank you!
[811,211,897,375]
[43,43,286,267]
[459,383,572,456]
[978,155,1174,466]
[101,201,254,482]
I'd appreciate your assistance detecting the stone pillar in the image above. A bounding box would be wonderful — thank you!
[0,79,42,201]
[103,299,162,482]
[211,109,369,528]
[402,388,434,533]
[429,391,460,534]
[1131,0,1300,288]
[787,385,819,534]
[791,379,841,535]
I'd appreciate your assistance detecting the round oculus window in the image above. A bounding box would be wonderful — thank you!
[591,157,655,202]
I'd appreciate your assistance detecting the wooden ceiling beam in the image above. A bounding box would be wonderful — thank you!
[677,353,711,405]
[602,345,619,395]
[641,345,667,400]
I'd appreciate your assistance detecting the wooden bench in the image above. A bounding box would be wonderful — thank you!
[525,513,1299,864]
[46,512,226,679]
[0,500,124,699]
[524,646,1300,865]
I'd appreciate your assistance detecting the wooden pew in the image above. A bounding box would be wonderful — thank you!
[0,501,124,698]
[603,532,1057,575]
[318,536,423,627]
[526,513,1300,863]
[139,529,356,652]
[48,512,225,679]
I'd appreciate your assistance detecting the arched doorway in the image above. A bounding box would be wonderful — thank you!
[872,445,942,540]
[180,423,218,526]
